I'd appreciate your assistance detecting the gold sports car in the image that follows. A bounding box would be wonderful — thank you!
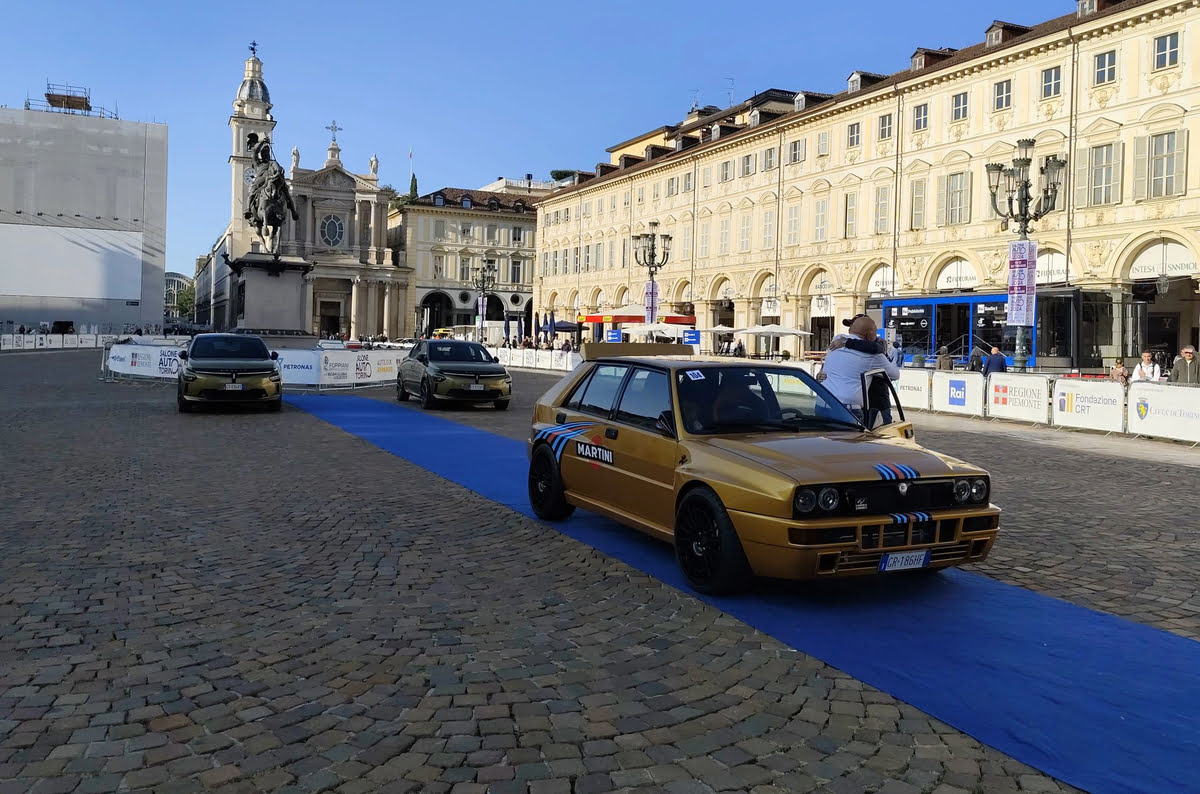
[527,343,999,594]
[177,333,282,412]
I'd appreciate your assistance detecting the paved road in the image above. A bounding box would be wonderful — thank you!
[0,349,1174,793]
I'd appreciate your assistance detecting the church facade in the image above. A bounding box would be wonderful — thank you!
[195,49,404,337]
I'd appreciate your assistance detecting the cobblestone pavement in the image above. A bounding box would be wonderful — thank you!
[362,368,1200,642]
[0,350,1130,793]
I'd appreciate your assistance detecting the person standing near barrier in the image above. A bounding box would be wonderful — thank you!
[936,346,954,371]
[968,347,984,373]
[982,346,1008,376]
[1130,350,1162,382]
[1168,346,1199,384]
[817,315,899,423]
[1110,359,1130,386]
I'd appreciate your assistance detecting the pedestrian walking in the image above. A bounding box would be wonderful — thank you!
[936,346,954,371]
[1168,346,1199,384]
[982,347,1007,376]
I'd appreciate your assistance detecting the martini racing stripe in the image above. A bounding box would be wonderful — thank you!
[874,463,920,480]
[888,512,932,524]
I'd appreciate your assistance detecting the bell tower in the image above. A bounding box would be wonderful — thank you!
[229,42,277,257]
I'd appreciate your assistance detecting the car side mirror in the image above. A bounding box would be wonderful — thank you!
[655,410,676,439]
[270,351,278,360]
[492,355,500,363]
[417,354,428,364]
[178,351,188,361]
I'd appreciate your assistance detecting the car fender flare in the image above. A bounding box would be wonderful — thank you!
[675,480,716,513]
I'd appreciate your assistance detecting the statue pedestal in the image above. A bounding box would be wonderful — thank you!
[223,252,312,333]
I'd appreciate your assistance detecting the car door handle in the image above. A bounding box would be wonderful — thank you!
[605,427,618,439]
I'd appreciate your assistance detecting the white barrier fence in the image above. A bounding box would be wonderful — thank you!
[930,371,986,417]
[3,333,182,351]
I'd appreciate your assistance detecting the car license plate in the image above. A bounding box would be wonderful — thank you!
[879,550,930,572]
[223,383,244,391]
[468,384,485,391]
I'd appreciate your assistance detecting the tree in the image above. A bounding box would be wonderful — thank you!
[408,173,418,200]
[176,284,195,321]
[379,183,399,205]
[550,169,575,181]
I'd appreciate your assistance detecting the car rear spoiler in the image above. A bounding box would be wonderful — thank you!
[580,342,695,361]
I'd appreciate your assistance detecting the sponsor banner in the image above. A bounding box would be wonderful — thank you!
[78,334,97,347]
[567,352,583,370]
[1006,240,1037,327]
[987,373,1050,424]
[23,335,36,349]
[319,350,355,386]
[1052,379,1124,433]
[496,348,512,366]
[1126,383,1200,443]
[44,335,63,349]
[0,335,11,351]
[897,369,931,410]
[98,335,118,347]
[34,335,48,349]
[931,371,985,416]
[552,350,567,370]
[370,353,396,384]
[273,349,320,385]
[523,350,536,369]
[62,335,79,348]
[536,350,552,370]
[353,352,374,384]
[154,346,182,377]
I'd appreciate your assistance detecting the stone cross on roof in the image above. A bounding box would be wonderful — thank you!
[249,40,258,57]
[325,120,343,142]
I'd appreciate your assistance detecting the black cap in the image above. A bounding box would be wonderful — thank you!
[841,313,868,327]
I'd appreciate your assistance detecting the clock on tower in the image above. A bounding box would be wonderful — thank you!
[243,167,255,186]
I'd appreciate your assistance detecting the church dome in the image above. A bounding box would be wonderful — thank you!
[237,55,272,107]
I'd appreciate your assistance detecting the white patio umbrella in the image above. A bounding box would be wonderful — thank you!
[621,323,688,338]
[733,324,813,337]
[697,324,737,334]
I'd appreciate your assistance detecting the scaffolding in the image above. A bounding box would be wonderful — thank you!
[25,82,117,119]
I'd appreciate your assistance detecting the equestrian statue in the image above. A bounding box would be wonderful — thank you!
[244,133,299,256]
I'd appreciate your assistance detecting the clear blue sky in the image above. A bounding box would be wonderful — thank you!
[3,0,1067,276]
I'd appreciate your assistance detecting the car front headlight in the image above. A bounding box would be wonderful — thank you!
[818,487,840,512]
[180,369,197,383]
[427,368,447,382]
[953,479,971,503]
[269,373,281,383]
[970,478,989,503]
[794,488,817,514]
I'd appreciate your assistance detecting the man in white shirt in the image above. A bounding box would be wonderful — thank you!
[1130,350,1161,382]
[819,315,899,420]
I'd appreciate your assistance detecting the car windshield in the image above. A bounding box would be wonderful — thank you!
[675,366,863,434]
[189,336,270,360]
[428,342,493,363]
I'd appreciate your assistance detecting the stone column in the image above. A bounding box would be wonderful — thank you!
[303,274,315,334]
[350,277,361,339]
[366,280,379,336]
[383,282,393,338]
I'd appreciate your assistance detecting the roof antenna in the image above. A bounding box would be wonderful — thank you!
[725,77,735,108]
[688,89,700,112]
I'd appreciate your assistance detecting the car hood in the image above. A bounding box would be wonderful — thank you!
[428,362,507,377]
[698,433,978,483]
[186,358,276,373]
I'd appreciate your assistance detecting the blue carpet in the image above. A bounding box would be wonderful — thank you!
[288,393,1199,794]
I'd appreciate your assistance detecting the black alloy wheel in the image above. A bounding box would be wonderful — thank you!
[673,488,753,595]
[176,384,192,413]
[494,399,510,411]
[528,445,574,521]
[420,379,435,409]
[396,375,409,401]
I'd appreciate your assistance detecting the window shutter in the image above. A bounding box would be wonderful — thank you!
[1074,147,1091,209]
[800,138,808,161]
[1173,129,1188,196]
[1132,136,1149,200]
[964,172,973,224]
[1112,142,1124,204]
[935,175,947,226]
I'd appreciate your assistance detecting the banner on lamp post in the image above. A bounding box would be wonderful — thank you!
[644,280,659,324]
[1006,240,1037,327]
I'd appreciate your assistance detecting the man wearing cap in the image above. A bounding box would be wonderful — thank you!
[1168,346,1199,384]
[818,315,899,423]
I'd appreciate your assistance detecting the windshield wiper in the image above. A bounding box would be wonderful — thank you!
[779,416,865,431]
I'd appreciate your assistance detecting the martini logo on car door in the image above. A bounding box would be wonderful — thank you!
[575,440,614,465]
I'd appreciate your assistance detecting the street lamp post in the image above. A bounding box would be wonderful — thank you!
[985,139,1066,371]
[633,220,672,323]
[471,261,497,343]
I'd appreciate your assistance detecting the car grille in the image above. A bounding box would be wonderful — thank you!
[842,479,957,516]
[861,518,958,549]
[191,369,275,376]
[447,388,501,399]
[832,541,977,574]
[198,389,267,400]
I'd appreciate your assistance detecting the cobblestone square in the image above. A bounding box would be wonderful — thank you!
[2,352,1193,792]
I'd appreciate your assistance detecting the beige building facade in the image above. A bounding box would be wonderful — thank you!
[535,0,1200,369]
[389,187,537,339]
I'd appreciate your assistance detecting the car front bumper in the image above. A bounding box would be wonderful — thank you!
[180,373,282,403]
[728,506,1001,579]
[429,375,511,402]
